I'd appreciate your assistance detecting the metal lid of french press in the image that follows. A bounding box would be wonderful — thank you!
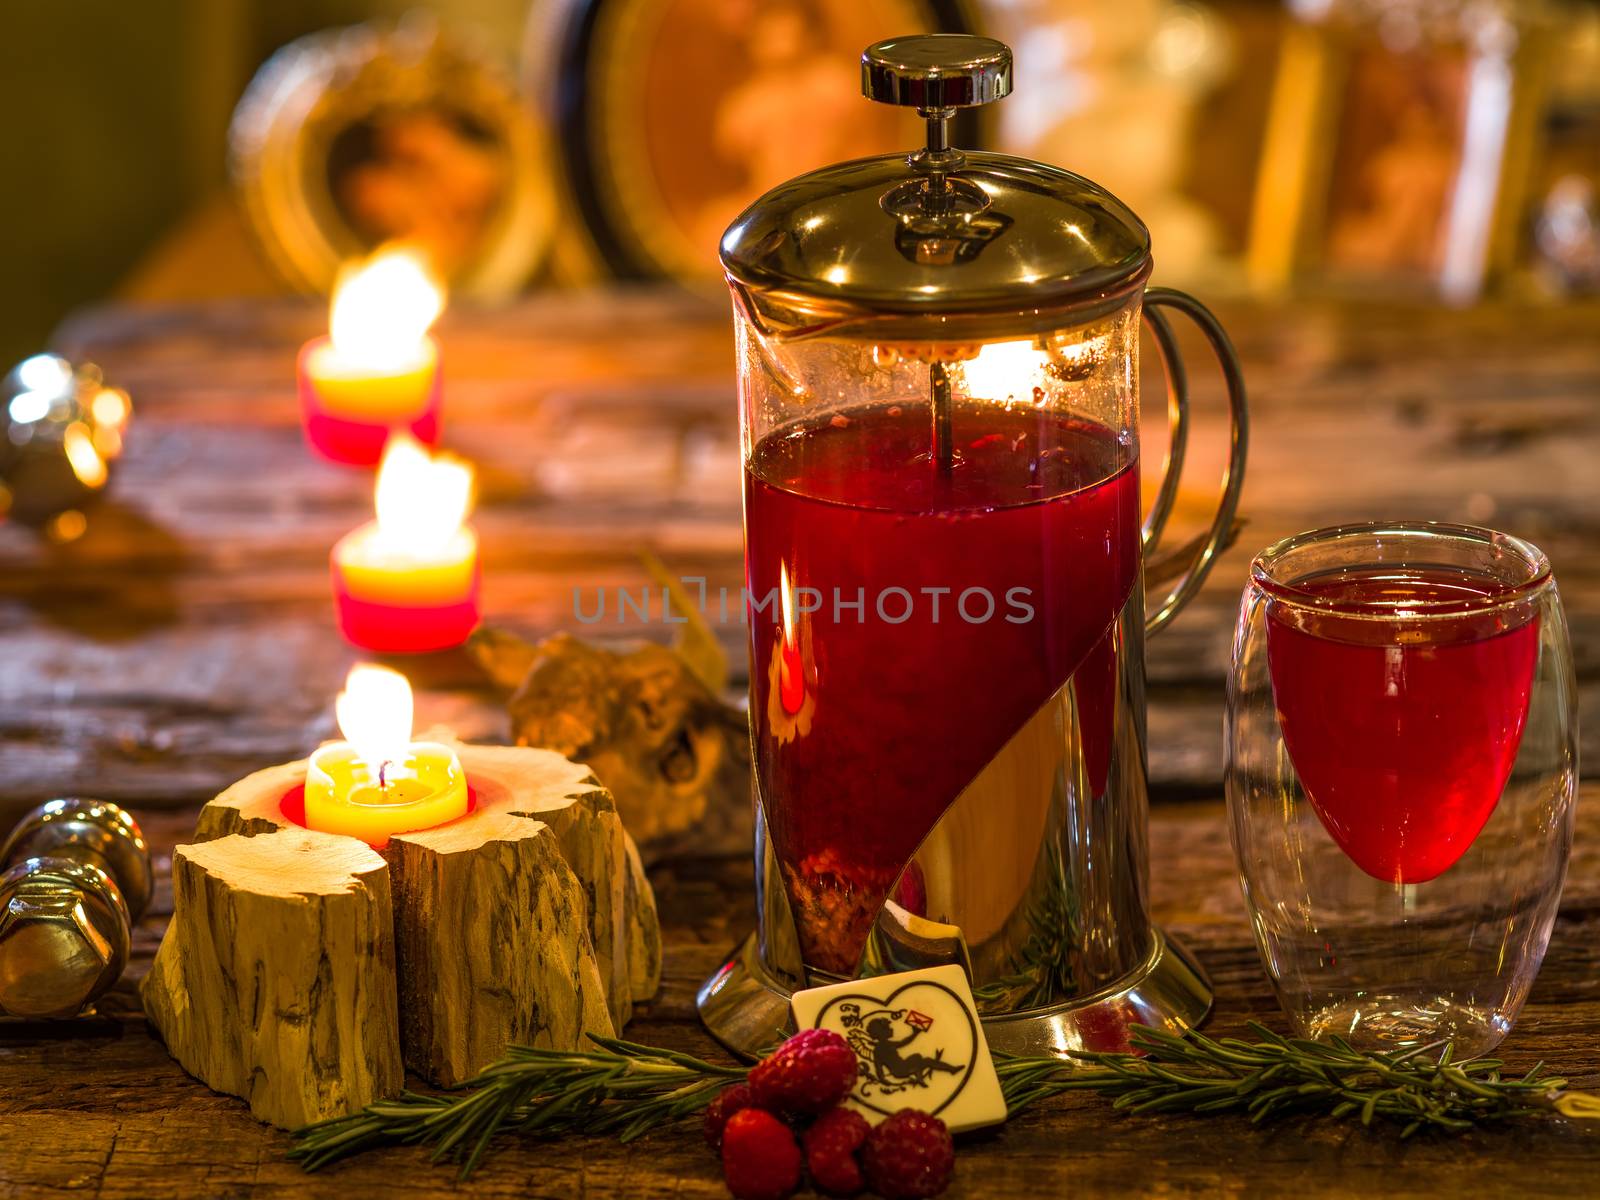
[720,34,1151,323]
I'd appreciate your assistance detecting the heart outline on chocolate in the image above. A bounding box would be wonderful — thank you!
[811,980,977,1118]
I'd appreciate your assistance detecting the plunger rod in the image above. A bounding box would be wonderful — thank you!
[931,361,953,477]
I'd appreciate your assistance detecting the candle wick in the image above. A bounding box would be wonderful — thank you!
[378,760,390,791]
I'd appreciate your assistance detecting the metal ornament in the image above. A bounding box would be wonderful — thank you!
[0,354,132,530]
[0,800,151,1018]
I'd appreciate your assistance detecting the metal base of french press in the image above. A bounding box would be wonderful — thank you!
[696,926,1212,1060]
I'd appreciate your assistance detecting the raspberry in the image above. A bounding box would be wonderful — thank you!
[720,1107,802,1200]
[749,1029,859,1116]
[703,1082,755,1150]
[861,1110,955,1199]
[803,1106,871,1196]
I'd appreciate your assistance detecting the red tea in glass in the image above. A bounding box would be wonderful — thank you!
[745,400,1139,972]
[1231,522,1574,1058]
[1266,566,1540,884]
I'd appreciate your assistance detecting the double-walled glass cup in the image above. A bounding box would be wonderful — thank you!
[1226,522,1578,1056]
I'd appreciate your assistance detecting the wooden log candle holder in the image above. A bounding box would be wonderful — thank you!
[141,737,662,1130]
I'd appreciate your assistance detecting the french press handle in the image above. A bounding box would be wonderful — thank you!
[1140,289,1249,635]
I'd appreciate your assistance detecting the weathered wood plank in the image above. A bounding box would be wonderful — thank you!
[5,791,1600,1197]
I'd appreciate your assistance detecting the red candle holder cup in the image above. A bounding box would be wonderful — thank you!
[333,579,481,653]
[274,781,482,846]
[330,524,481,653]
[297,335,443,467]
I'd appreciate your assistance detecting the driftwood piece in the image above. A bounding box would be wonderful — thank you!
[471,628,752,858]
[623,837,662,998]
[440,739,663,1026]
[139,828,402,1130]
[143,740,661,1123]
[194,739,660,1034]
[386,808,612,1085]
[192,760,305,841]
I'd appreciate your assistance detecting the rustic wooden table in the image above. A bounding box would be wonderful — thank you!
[1,291,1597,1197]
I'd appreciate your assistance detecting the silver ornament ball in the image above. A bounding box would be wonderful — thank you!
[0,799,150,1018]
[0,353,132,529]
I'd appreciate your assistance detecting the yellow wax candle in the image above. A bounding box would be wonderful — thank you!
[304,664,468,845]
[330,435,481,651]
[333,523,478,604]
[303,336,439,421]
[298,245,446,465]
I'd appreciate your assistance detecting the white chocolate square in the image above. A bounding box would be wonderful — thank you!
[790,965,1008,1132]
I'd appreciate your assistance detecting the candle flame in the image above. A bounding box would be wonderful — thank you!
[960,340,1049,401]
[329,246,444,372]
[776,560,807,716]
[373,435,474,553]
[335,664,413,775]
[779,560,797,650]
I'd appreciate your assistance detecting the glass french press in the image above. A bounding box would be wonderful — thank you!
[699,34,1248,1056]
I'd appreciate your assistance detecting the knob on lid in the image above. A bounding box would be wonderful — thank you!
[861,34,1012,110]
[721,35,1150,335]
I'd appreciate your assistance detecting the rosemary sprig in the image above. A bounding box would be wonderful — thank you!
[290,1024,1600,1178]
[973,843,1081,1011]
[997,1022,1600,1137]
[290,1036,746,1177]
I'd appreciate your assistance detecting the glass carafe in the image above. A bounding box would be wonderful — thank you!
[699,35,1248,1056]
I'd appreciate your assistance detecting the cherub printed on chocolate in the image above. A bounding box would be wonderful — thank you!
[790,964,1008,1132]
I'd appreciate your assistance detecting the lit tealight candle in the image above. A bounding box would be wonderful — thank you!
[777,561,806,716]
[305,664,468,845]
[764,561,815,741]
[331,435,480,652]
[298,246,446,466]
